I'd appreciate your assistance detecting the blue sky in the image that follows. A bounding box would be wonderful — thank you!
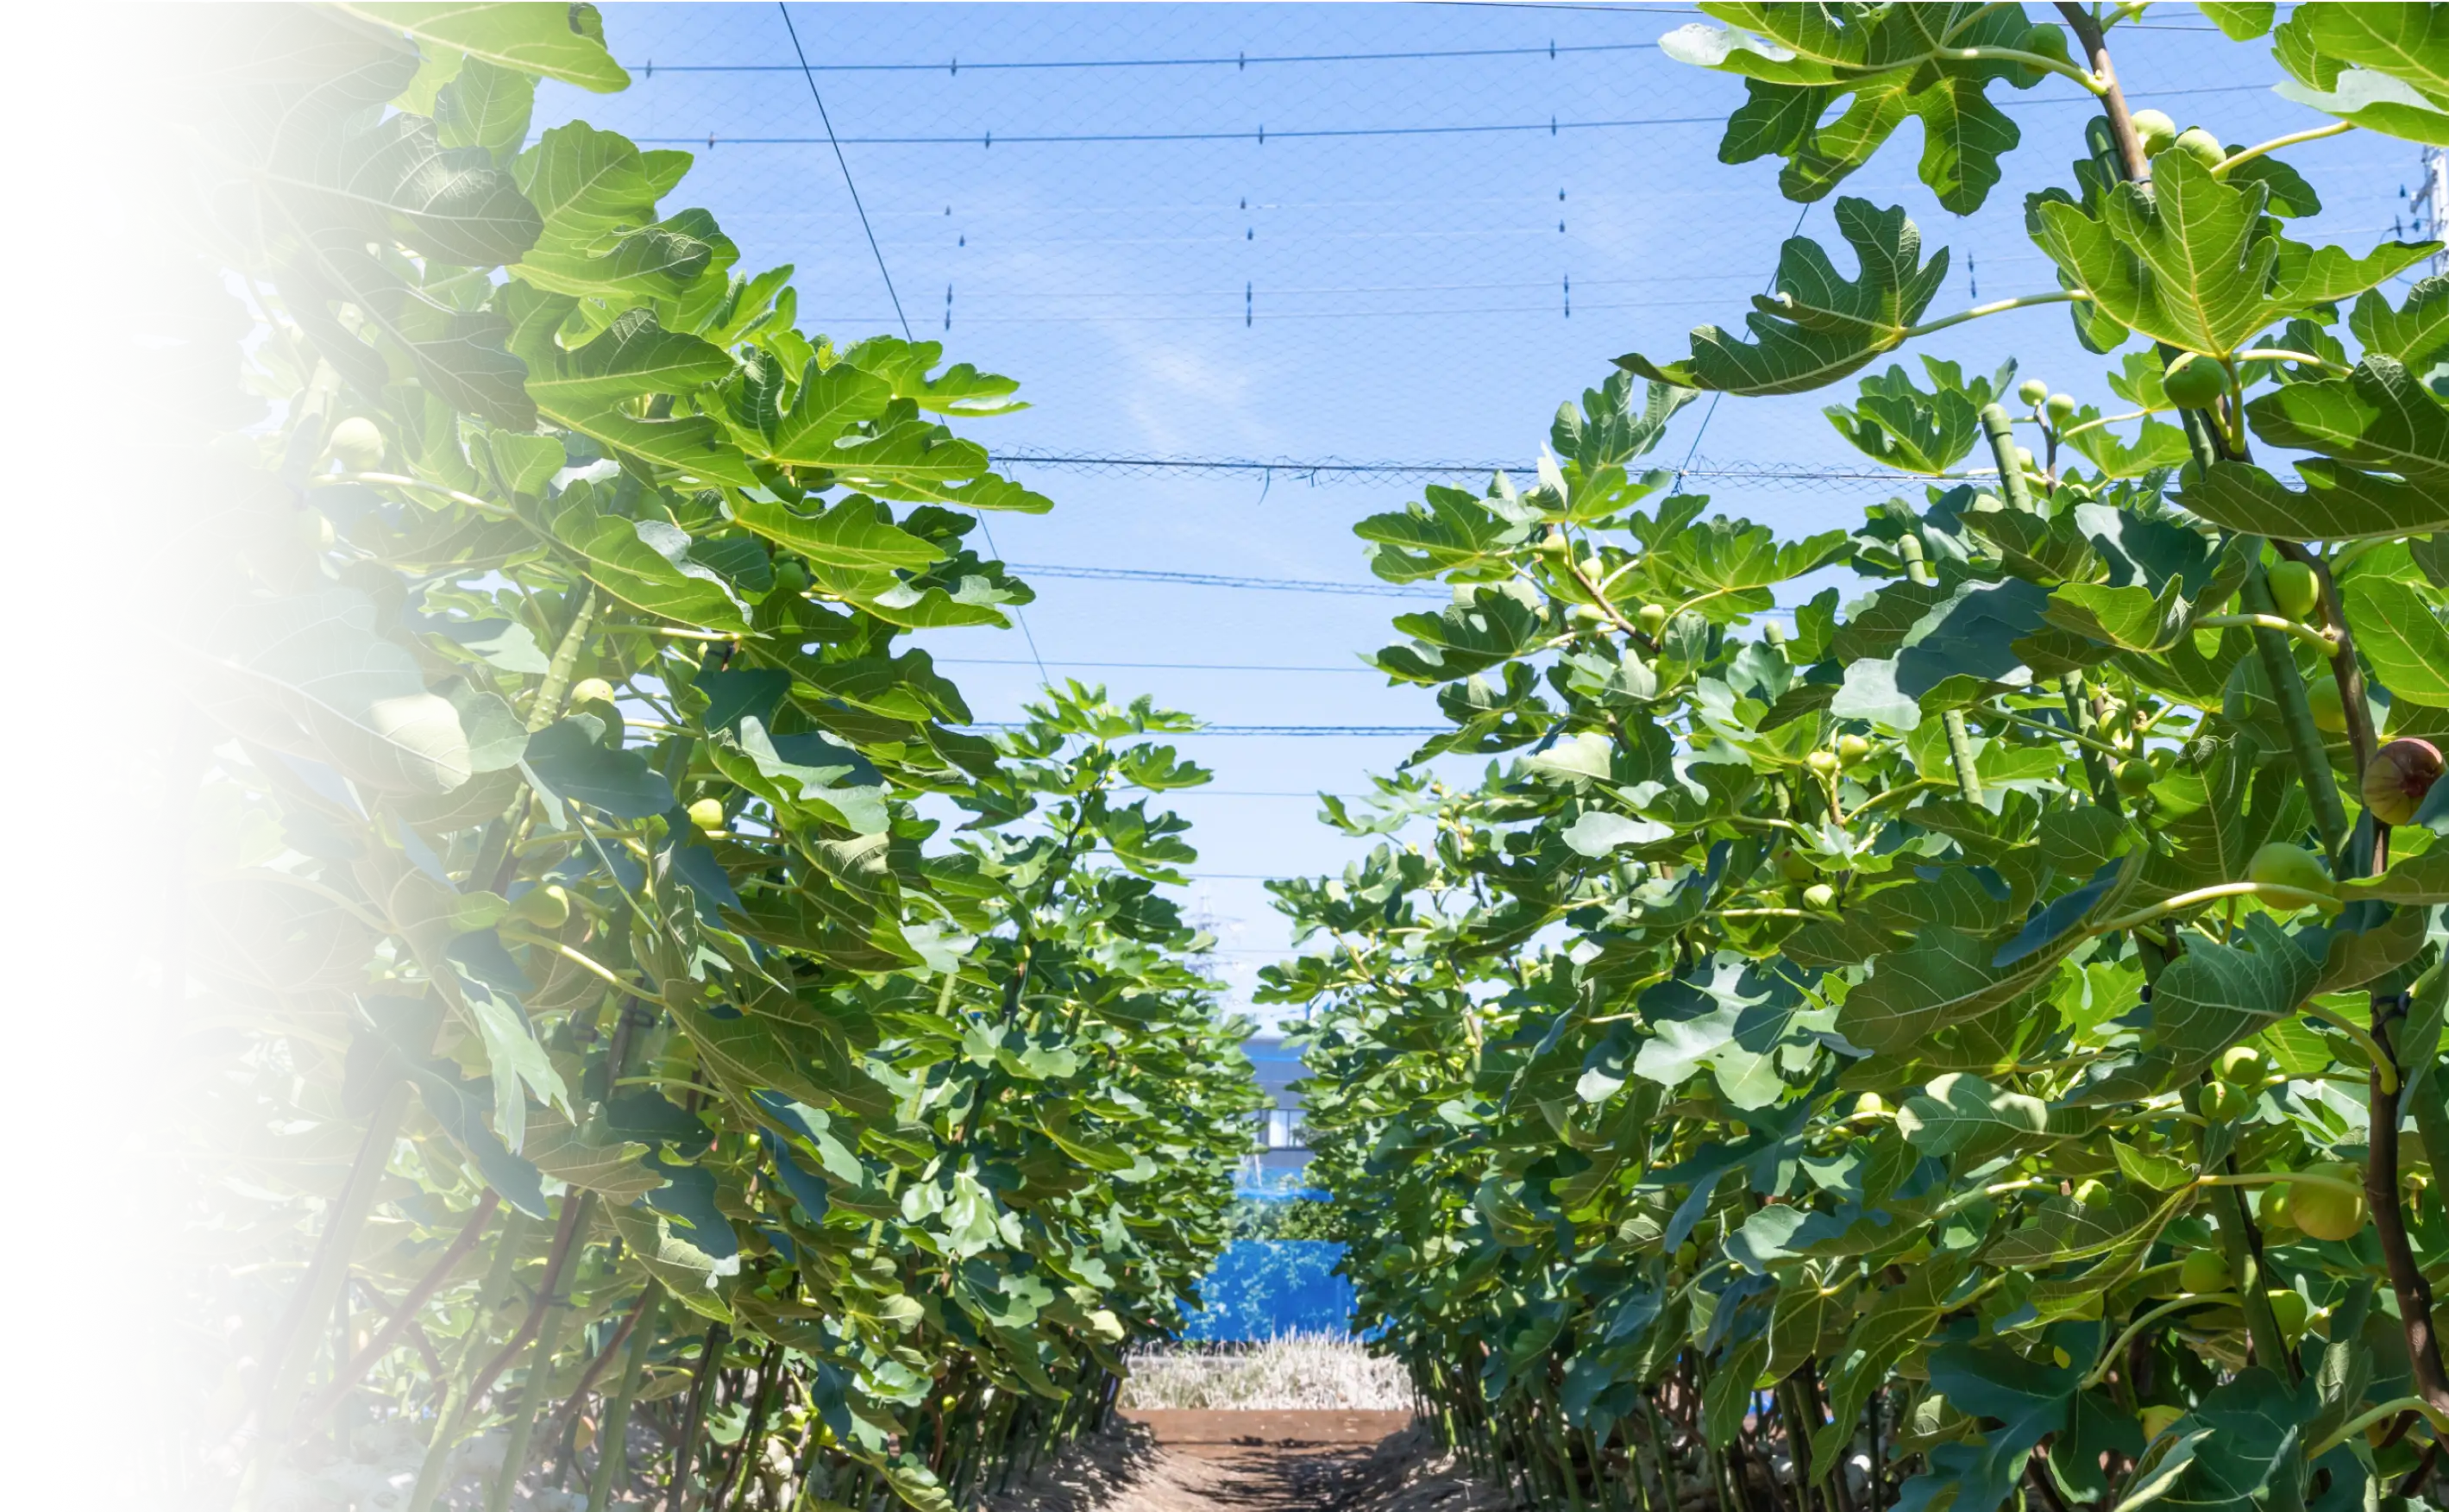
[517,5,2449,1019]
[535,3,2434,1018]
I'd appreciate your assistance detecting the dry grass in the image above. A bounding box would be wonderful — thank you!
[1118,1332,1413,1411]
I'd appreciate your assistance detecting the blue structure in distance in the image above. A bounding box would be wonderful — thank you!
[1182,1239,1354,1341]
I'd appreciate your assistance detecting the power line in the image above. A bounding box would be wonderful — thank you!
[936,657,1376,674]
[995,452,1923,491]
[1006,562,1439,598]
[779,1,1054,695]
[970,724,1446,737]
[633,41,1661,74]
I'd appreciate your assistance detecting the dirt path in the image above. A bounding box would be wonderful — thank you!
[985,1410,1508,1512]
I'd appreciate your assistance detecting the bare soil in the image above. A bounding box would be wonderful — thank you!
[982,1410,1515,1512]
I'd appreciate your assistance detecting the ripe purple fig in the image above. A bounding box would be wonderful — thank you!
[2364,737,2445,825]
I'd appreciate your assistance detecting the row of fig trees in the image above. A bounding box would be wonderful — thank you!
[1269,5,2449,1511]
[168,6,1257,1509]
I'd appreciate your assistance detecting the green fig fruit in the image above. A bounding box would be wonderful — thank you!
[2175,126,2225,168]
[569,676,616,706]
[688,797,726,831]
[1636,603,1667,635]
[2178,1247,2230,1295]
[2114,759,2155,798]
[2215,1045,2264,1086]
[506,883,571,930]
[2308,676,2346,734]
[327,416,385,473]
[1803,883,1837,912]
[2267,1288,2309,1340]
[1836,734,1872,766]
[2019,377,2050,407]
[2266,559,2319,620]
[2290,1166,2367,1242]
[2132,110,2179,154]
[2162,358,2226,409]
[2046,392,2077,425]
[1806,750,1841,776]
[2246,841,2335,907]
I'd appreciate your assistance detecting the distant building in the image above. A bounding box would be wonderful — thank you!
[1242,1034,1310,1188]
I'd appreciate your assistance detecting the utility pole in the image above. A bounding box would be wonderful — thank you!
[2407,146,2449,277]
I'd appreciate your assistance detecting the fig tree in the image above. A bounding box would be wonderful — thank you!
[327,416,385,472]
[2363,737,2444,825]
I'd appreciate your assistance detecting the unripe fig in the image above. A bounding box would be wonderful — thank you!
[2363,737,2444,825]
[2113,759,2155,798]
[1673,1240,1699,1268]
[506,882,571,930]
[688,797,726,831]
[2308,676,2347,734]
[1836,734,1872,766]
[2178,1246,2230,1295]
[1762,618,1787,645]
[2071,1177,2110,1208]
[2266,559,2319,620]
[2021,22,2070,63]
[185,818,242,877]
[2162,358,2226,409]
[1853,1091,1886,1118]
[2046,392,2077,425]
[1569,604,1605,624]
[1535,530,1568,557]
[107,691,171,750]
[2139,1404,2183,1440]
[327,416,385,472]
[2202,1079,2247,1122]
[2014,445,2038,473]
[2132,110,2178,154]
[2215,1045,2264,1087]
[771,559,812,595]
[2018,377,2050,406]
[205,431,261,465]
[2289,1167,2367,1243]
[2175,126,2225,168]
[1775,849,1816,883]
[1803,882,1837,912]
[569,676,616,706]
[1805,750,1841,777]
[1636,603,1667,635]
[2246,841,2335,906]
[2261,1183,2295,1232]
[2267,1288,2310,1340]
